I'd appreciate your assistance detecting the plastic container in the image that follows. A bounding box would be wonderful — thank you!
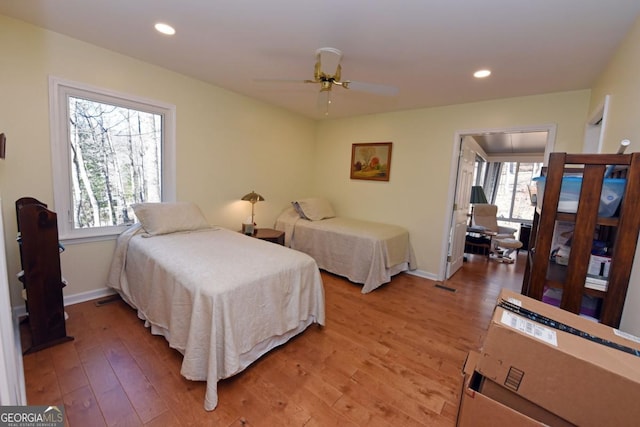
[533,176,626,217]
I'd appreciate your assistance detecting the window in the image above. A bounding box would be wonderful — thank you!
[493,161,542,224]
[472,155,487,186]
[50,77,176,241]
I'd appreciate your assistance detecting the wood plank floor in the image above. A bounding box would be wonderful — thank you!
[22,252,525,426]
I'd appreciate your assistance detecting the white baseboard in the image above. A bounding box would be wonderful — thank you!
[11,317,26,405]
[12,287,117,319]
[406,269,439,281]
[64,287,117,307]
[11,271,438,318]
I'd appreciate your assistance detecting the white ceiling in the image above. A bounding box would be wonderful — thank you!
[472,132,549,155]
[1,1,639,120]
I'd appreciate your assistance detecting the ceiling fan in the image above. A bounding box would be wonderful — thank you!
[257,47,399,115]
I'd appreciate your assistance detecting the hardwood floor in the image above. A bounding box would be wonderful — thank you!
[22,252,525,426]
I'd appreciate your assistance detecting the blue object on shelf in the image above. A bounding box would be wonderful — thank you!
[533,176,626,217]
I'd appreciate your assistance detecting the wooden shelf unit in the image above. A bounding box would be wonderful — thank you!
[521,152,640,327]
[16,197,73,353]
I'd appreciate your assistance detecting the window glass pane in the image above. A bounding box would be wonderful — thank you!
[494,162,542,223]
[68,96,162,229]
[473,156,487,186]
[494,162,516,219]
[512,162,542,221]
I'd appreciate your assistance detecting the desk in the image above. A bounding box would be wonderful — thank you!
[465,227,496,256]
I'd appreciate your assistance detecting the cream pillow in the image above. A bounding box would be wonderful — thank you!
[132,202,210,235]
[295,198,336,221]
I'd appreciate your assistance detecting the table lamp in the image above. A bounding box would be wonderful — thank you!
[469,186,488,227]
[241,190,264,234]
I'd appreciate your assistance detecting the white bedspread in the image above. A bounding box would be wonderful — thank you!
[106,224,325,410]
[275,208,416,293]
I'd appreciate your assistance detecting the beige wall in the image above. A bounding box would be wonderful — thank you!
[4,13,630,323]
[0,15,316,306]
[590,15,640,334]
[590,17,640,154]
[313,91,590,276]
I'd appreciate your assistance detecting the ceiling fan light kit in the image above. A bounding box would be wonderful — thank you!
[258,46,399,116]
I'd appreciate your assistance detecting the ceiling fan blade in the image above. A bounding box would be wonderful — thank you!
[345,80,399,97]
[253,78,310,84]
[317,47,342,77]
[255,47,396,116]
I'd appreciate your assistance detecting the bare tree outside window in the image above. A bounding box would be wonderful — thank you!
[50,77,175,241]
[494,162,542,223]
[68,97,162,229]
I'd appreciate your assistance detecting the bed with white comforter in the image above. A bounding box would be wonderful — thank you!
[275,198,416,293]
[106,202,324,411]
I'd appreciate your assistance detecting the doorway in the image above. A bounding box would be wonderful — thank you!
[443,124,557,279]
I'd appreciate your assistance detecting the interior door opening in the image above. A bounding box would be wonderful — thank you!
[443,125,556,279]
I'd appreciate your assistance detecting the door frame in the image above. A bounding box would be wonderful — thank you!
[0,200,26,405]
[438,124,557,280]
[583,94,610,154]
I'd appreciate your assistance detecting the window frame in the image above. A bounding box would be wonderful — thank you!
[49,76,176,243]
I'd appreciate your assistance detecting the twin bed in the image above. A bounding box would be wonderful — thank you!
[275,198,416,293]
[107,202,325,411]
[107,199,414,411]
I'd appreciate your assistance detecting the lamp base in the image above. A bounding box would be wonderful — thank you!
[242,223,254,235]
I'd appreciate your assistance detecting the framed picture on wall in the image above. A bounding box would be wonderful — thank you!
[350,142,392,181]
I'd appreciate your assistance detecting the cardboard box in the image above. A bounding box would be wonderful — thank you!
[477,289,640,427]
[588,254,611,277]
[480,378,574,426]
[457,352,548,427]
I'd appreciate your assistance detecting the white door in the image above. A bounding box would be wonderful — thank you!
[446,139,476,278]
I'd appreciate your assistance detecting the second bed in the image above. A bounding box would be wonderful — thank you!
[275,198,416,293]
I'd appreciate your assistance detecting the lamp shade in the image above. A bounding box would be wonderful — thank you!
[470,186,488,204]
[241,191,264,204]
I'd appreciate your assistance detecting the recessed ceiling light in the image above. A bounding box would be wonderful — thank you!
[154,23,176,36]
[474,69,491,78]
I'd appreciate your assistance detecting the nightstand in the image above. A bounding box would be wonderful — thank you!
[252,228,285,245]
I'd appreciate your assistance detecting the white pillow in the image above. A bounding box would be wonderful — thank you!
[294,198,336,221]
[131,202,210,235]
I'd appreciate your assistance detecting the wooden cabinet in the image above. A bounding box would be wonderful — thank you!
[522,153,640,327]
[16,197,73,353]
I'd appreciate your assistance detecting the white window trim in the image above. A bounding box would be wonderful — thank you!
[49,76,176,243]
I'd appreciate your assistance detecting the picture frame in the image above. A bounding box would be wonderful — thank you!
[0,133,5,159]
[350,142,392,181]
